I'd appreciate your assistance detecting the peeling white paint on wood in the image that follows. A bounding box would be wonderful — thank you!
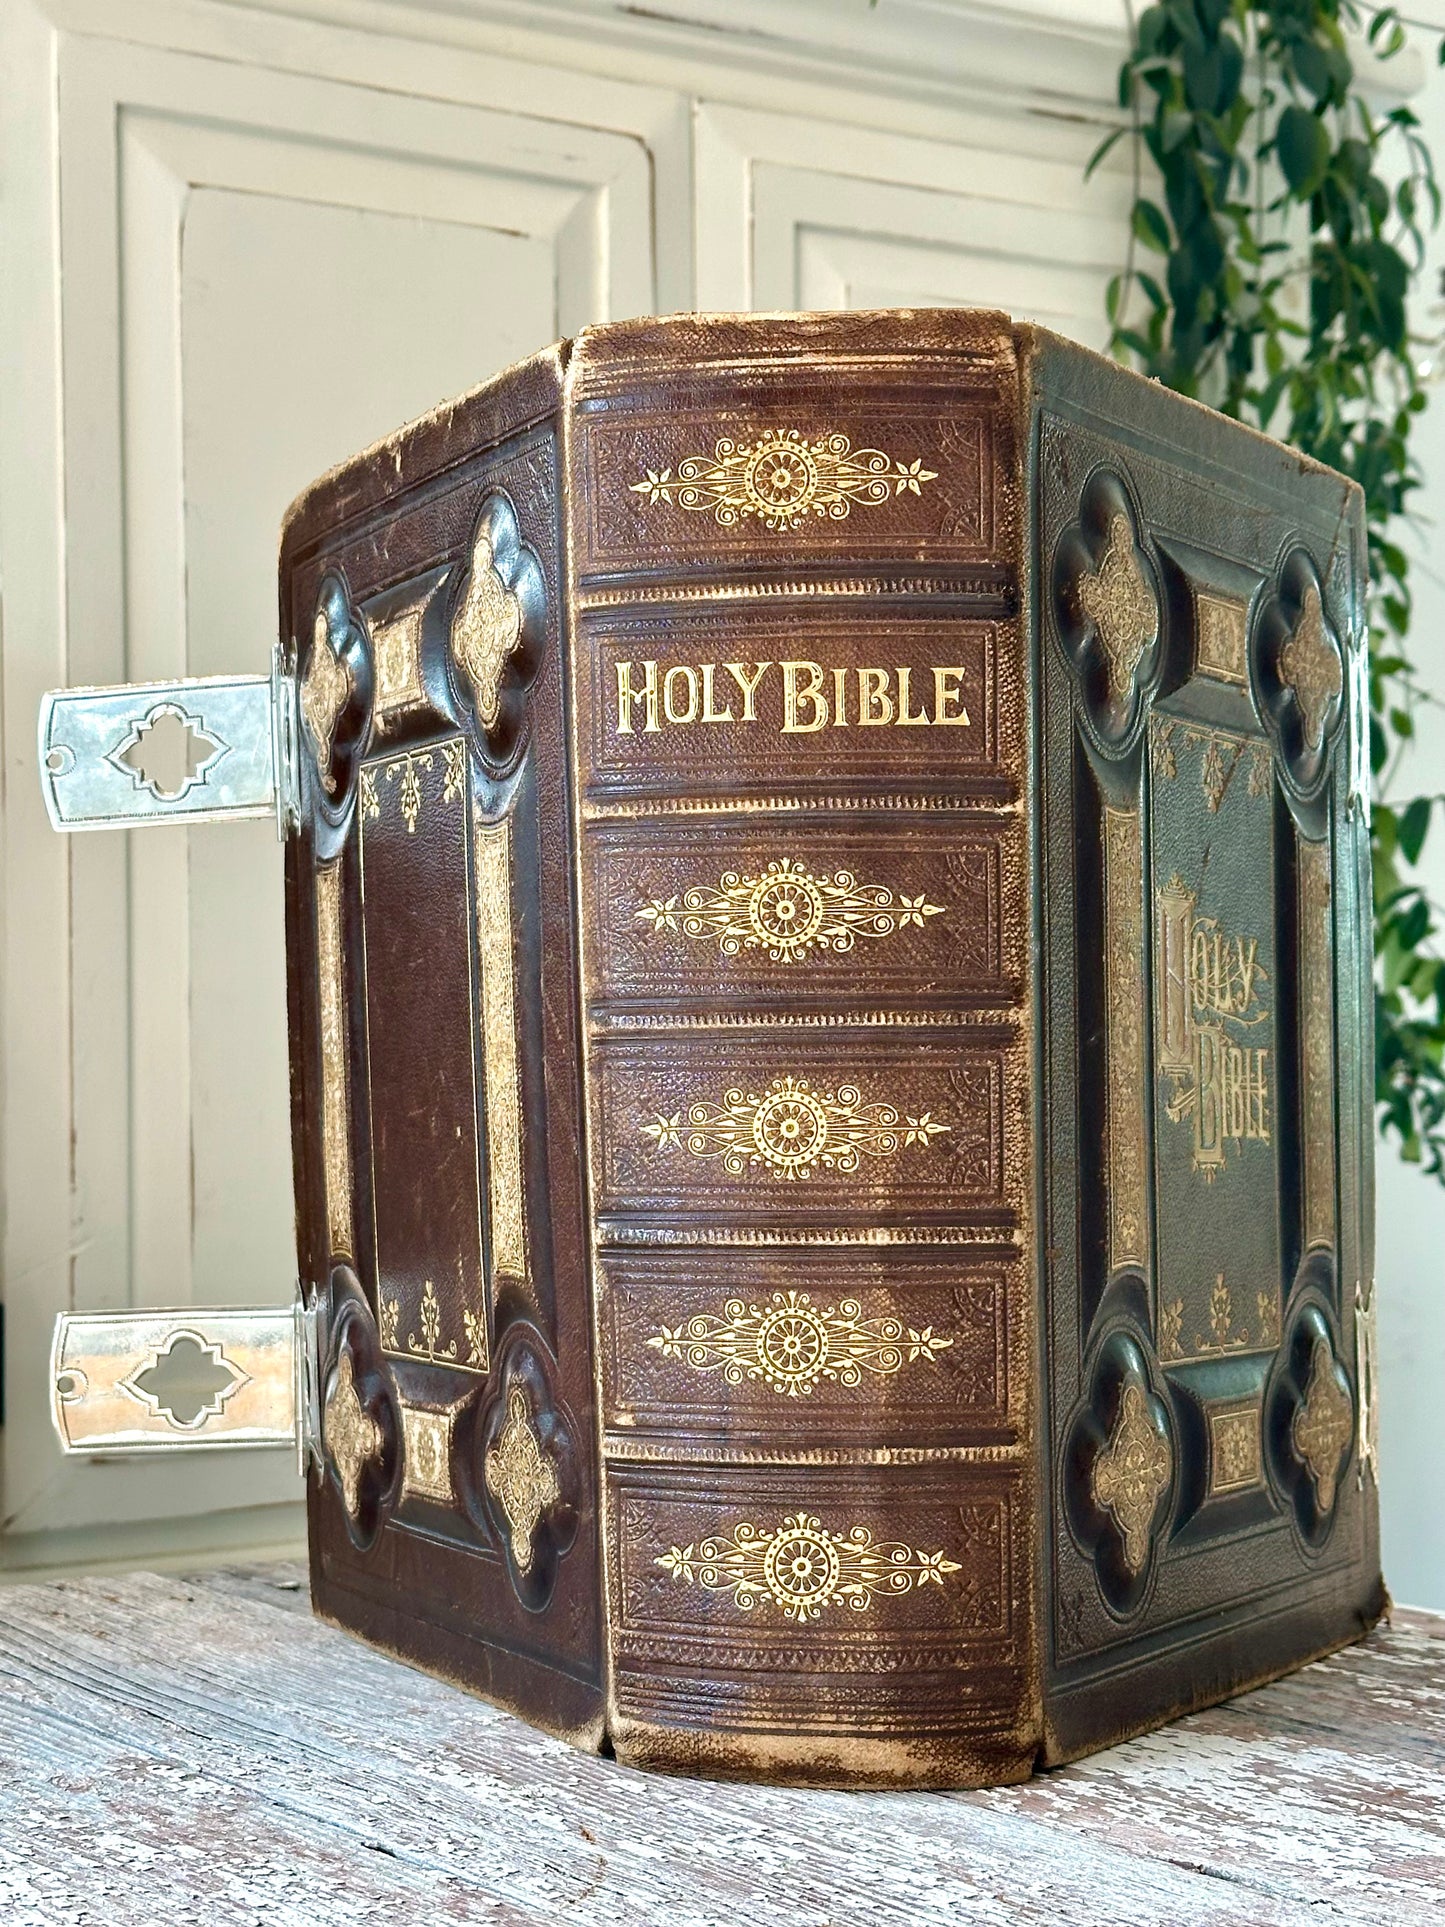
[0,1565,1441,1925]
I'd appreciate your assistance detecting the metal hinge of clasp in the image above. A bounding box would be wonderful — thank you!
[38,642,300,839]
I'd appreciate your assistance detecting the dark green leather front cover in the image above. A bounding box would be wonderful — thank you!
[1029,330,1381,1761]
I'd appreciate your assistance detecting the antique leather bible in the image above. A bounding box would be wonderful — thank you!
[42,308,1382,1787]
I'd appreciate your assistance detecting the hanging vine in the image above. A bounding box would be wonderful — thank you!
[1094,0,1445,1176]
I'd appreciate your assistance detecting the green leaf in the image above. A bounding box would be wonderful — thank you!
[1401,796,1433,865]
[1086,126,1127,180]
[1276,104,1332,197]
[1293,39,1334,104]
[1132,199,1172,253]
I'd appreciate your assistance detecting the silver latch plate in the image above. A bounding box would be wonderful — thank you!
[40,673,280,832]
[51,1306,304,1458]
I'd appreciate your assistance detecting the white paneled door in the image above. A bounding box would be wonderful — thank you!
[0,0,659,1563]
[694,101,1126,339]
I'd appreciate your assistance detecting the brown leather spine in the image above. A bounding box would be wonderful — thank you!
[563,311,1042,1787]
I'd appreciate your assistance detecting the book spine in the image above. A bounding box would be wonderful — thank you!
[563,314,1038,1787]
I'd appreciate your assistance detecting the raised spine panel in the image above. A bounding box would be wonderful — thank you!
[563,311,1041,1787]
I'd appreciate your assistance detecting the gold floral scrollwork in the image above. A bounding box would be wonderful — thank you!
[323,1351,381,1521]
[378,1294,399,1353]
[463,1309,488,1370]
[1299,839,1336,1252]
[630,428,937,533]
[1355,1280,1380,1490]
[637,856,944,965]
[301,608,352,793]
[1076,514,1158,702]
[452,529,522,730]
[644,1073,948,1181]
[406,1279,457,1365]
[1292,1334,1353,1512]
[384,749,433,835]
[648,1289,952,1398]
[1279,585,1343,750]
[654,1512,961,1622]
[1091,1382,1171,1575]
[485,1385,560,1574]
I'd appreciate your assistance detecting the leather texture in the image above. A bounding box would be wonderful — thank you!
[278,309,1380,1788]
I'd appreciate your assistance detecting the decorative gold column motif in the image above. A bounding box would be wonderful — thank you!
[473,811,528,1287]
[1103,805,1148,1272]
[316,861,353,1258]
[1299,838,1336,1252]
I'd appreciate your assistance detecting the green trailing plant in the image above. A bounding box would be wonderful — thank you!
[1094,0,1445,1176]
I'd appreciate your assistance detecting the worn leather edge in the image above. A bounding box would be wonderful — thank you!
[1040,1571,1387,1767]
[309,1575,607,1754]
[607,1712,1037,1791]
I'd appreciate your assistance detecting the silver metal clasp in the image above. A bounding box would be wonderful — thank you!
[38,643,299,838]
[51,1286,324,1478]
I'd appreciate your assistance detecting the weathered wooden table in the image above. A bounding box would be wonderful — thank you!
[1,1563,1441,1925]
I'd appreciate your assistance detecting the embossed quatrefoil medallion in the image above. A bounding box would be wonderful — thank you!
[1252,548,1346,805]
[1092,1380,1172,1575]
[452,530,522,732]
[1052,472,1162,750]
[301,606,352,793]
[1279,584,1343,753]
[484,1384,559,1575]
[323,1348,382,1522]
[448,494,546,756]
[1292,1332,1354,1513]
[1065,1324,1176,1615]
[1078,515,1158,705]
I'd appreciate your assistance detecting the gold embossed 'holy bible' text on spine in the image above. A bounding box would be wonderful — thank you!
[45,309,1382,1788]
